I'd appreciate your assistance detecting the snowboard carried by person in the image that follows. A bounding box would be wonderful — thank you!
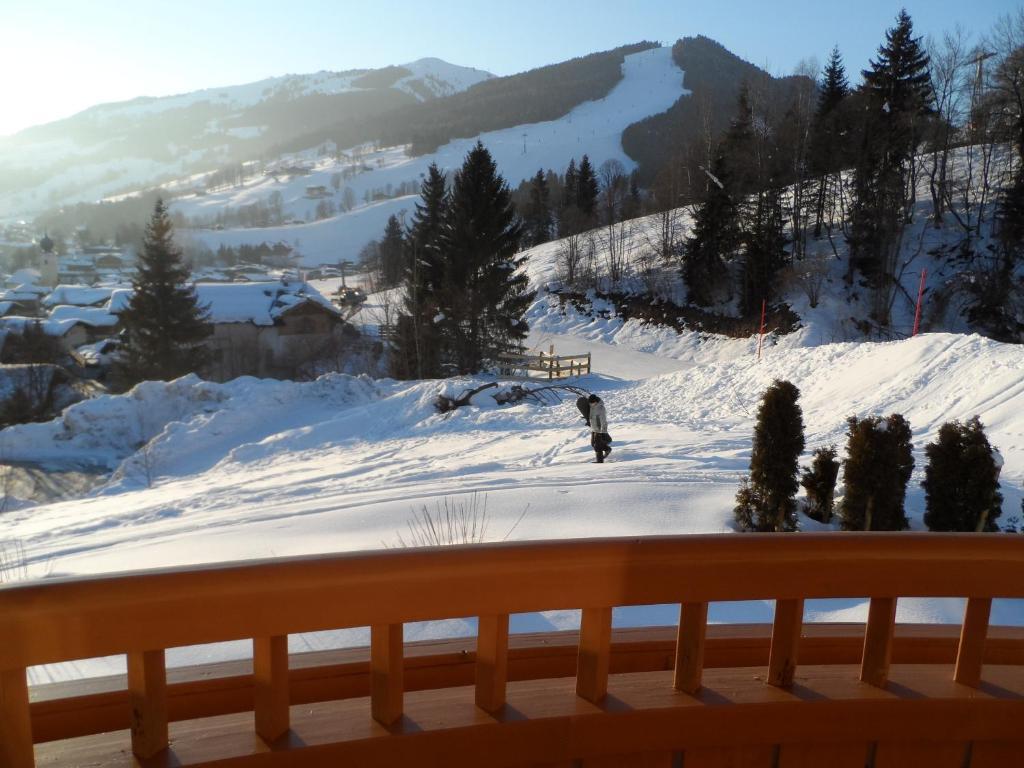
[576,396,591,424]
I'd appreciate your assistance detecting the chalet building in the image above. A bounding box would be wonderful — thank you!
[304,185,331,198]
[108,280,349,381]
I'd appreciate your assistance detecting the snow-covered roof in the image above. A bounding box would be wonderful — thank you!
[0,302,13,316]
[6,268,41,287]
[108,281,340,326]
[43,285,115,308]
[48,304,120,328]
[0,316,66,337]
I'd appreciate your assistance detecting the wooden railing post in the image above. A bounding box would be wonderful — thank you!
[254,635,290,741]
[127,649,168,759]
[768,599,804,688]
[0,667,33,768]
[577,607,612,703]
[371,623,404,726]
[861,597,897,688]
[954,597,992,688]
[674,602,708,694]
[476,614,509,713]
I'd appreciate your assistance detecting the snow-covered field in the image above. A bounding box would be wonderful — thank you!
[3,307,1024,682]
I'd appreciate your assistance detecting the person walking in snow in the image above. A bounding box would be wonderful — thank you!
[588,394,612,463]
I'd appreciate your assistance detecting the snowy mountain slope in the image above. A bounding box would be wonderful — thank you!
[0,58,492,218]
[179,46,686,265]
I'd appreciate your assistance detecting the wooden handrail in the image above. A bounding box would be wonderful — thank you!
[2,533,1024,767]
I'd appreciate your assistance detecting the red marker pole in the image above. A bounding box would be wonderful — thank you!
[912,268,927,337]
[757,298,767,360]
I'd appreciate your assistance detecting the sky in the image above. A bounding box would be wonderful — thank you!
[2,0,1020,137]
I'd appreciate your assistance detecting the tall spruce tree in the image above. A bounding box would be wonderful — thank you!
[923,417,1003,532]
[378,214,406,288]
[120,199,210,382]
[734,380,805,532]
[810,47,851,235]
[522,169,553,247]
[741,184,788,317]
[437,142,534,373]
[576,155,600,221]
[838,414,915,531]
[393,164,447,378]
[559,158,580,237]
[683,152,740,306]
[848,10,933,324]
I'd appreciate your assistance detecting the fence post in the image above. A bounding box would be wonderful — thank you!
[0,667,33,768]
[371,623,404,726]
[954,597,991,687]
[674,602,708,694]
[127,649,169,758]
[861,597,897,687]
[577,606,612,703]
[254,635,290,741]
[476,614,510,712]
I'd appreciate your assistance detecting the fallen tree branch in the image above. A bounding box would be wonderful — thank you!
[434,382,499,414]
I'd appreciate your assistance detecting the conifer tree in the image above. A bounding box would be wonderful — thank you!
[559,158,579,237]
[734,380,805,532]
[741,185,788,317]
[848,10,933,323]
[120,199,210,382]
[378,214,406,288]
[838,414,914,530]
[393,164,447,378]
[437,142,534,373]
[810,47,851,235]
[522,169,553,247]
[923,417,1003,532]
[576,155,600,221]
[683,152,739,306]
[801,446,840,523]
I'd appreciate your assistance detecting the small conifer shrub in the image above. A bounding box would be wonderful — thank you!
[838,414,914,531]
[923,417,1003,532]
[734,380,805,532]
[802,446,840,523]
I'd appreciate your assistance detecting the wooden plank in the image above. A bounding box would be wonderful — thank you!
[767,599,803,688]
[126,649,167,759]
[970,741,1024,768]
[253,635,289,741]
[582,751,675,767]
[371,623,403,725]
[476,614,509,713]
[30,665,1024,768]
[4,534,1024,672]
[777,742,868,768]
[0,667,34,768]
[954,597,991,688]
[874,740,967,767]
[861,597,897,687]
[576,607,612,703]
[674,602,708,694]
[685,746,775,767]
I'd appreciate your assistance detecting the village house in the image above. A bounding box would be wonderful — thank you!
[108,280,350,381]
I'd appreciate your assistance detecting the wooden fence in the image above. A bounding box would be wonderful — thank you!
[499,344,591,379]
[2,533,1024,767]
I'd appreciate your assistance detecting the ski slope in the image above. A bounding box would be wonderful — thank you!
[179,46,687,265]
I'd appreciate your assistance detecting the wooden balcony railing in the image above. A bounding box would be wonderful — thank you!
[2,533,1024,767]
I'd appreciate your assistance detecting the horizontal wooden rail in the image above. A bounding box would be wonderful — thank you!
[2,533,1024,767]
